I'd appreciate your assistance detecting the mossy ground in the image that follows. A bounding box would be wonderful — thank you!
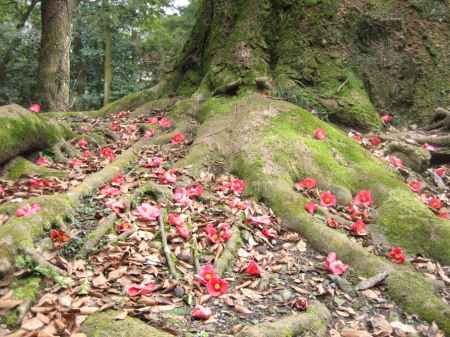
[2,157,68,180]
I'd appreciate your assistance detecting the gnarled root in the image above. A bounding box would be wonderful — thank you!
[422,107,450,132]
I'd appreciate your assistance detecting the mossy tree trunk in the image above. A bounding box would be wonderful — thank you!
[38,0,73,111]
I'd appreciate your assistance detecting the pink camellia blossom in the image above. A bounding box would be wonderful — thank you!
[176,225,190,240]
[35,156,49,166]
[78,139,88,150]
[438,210,449,219]
[191,305,212,320]
[186,184,204,198]
[295,178,317,190]
[16,203,41,217]
[327,217,342,229]
[148,117,158,125]
[29,103,41,113]
[158,117,173,128]
[408,180,422,193]
[111,121,120,131]
[206,224,220,244]
[369,135,382,146]
[28,178,52,188]
[245,260,263,277]
[116,111,128,118]
[99,186,121,197]
[388,247,405,264]
[144,128,156,139]
[320,191,336,207]
[197,264,217,286]
[159,169,177,184]
[168,213,185,226]
[111,175,125,186]
[0,185,4,195]
[435,167,446,177]
[100,147,115,161]
[144,156,163,168]
[353,190,372,207]
[127,282,157,297]
[229,197,250,210]
[313,128,326,140]
[382,114,393,124]
[388,155,404,169]
[351,219,367,236]
[206,277,229,297]
[171,132,185,145]
[247,215,271,226]
[352,133,362,143]
[324,252,348,275]
[68,159,83,168]
[173,187,192,206]
[304,201,317,214]
[428,197,442,210]
[135,203,161,221]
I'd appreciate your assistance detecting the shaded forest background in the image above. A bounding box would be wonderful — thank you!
[0,0,197,110]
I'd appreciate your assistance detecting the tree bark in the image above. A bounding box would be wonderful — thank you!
[38,0,73,111]
[102,0,113,106]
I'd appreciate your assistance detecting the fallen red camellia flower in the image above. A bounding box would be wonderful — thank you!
[168,213,185,226]
[295,177,317,190]
[111,175,125,186]
[320,191,336,207]
[159,169,177,184]
[127,282,157,297]
[99,186,121,197]
[435,167,446,177]
[116,222,133,234]
[135,203,161,221]
[428,197,442,210]
[158,117,173,128]
[100,147,115,161]
[388,155,403,169]
[408,180,422,193]
[144,156,163,168]
[324,252,348,275]
[173,187,192,206]
[29,103,41,113]
[176,224,190,240]
[186,183,204,198]
[351,219,367,236]
[304,201,317,214]
[382,114,393,124]
[313,128,326,140]
[206,224,222,244]
[16,203,41,217]
[206,277,229,297]
[111,120,120,131]
[83,150,93,158]
[247,215,271,226]
[35,156,49,166]
[191,305,213,320]
[388,247,406,264]
[105,200,125,213]
[261,226,277,238]
[68,159,83,168]
[171,132,186,145]
[326,217,341,229]
[148,117,158,125]
[50,229,70,243]
[245,260,263,277]
[224,178,246,194]
[78,139,88,149]
[218,223,232,241]
[353,190,372,207]
[369,135,382,146]
[144,128,156,139]
[197,264,217,286]
[438,210,449,219]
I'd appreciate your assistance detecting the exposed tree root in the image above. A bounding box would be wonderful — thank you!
[422,107,450,132]
[214,225,242,276]
[159,209,178,279]
[236,302,330,337]
[79,213,117,258]
[20,247,68,277]
[0,129,183,278]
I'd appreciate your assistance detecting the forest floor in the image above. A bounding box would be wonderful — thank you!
[0,108,449,337]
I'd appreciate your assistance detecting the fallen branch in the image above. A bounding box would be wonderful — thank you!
[355,271,390,291]
[159,209,178,279]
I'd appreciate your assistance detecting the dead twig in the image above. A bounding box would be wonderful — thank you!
[159,208,178,279]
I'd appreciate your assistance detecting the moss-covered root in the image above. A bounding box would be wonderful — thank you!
[0,104,73,165]
[2,156,68,180]
[377,189,450,264]
[79,213,117,258]
[237,302,330,337]
[251,177,450,334]
[215,225,242,276]
[81,310,175,337]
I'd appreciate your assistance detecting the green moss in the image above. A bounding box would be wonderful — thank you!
[3,157,67,180]
[387,270,450,335]
[81,310,175,337]
[0,276,41,328]
[378,189,450,264]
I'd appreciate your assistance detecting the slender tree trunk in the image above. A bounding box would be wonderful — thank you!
[102,0,112,106]
[38,0,72,111]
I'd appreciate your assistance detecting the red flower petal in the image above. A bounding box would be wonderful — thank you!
[304,201,317,214]
[206,277,229,297]
[191,305,212,320]
[320,191,336,207]
[245,260,263,277]
[295,178,317,190]
[313,128,326,140]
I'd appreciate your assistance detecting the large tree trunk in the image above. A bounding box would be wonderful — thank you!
[102,0,113,106]
[38,0,73,111]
